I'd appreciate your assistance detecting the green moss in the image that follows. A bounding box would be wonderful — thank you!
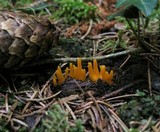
[118,91,160,128]
[35,104,84,132]
[53,0,97,24]
[0,118,9,132]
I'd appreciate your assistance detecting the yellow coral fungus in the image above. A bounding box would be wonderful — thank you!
[99,65,106,79]
[76,58,82,80]
[77,58,82,69]
[53,75,57,87]
[53,58,114,87]
[93,59,100,77]
[100,65,113,85]
[80,69,86,81]
[65,67,69,79]
[88,62,114,85]
[55,66,65,85]
[68,58,86,81]
[88,62,99,82]
[76,58,86,81]
[73,64,78,79]
[88,60,101,82]
[105,70,113,85]
[69,63,74,78]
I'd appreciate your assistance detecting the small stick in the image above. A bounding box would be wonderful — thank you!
[108,108,129,132]
[5,94,9,113]
[81,19,93,40]
[141,116,152,132]
[63,101,77,120]
[22,91,61,102]
[147,61,152,96]
[21,91,38,114]
[92,32,117,39]
[53,47,143,63]
[119,55,131,69]
[21,47,143,67]
[102,79,144,99]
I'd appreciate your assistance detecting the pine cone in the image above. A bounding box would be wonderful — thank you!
[0,11,59,69]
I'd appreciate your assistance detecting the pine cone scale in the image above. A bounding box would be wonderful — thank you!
[14,23,33,45]
[0,31,14,53]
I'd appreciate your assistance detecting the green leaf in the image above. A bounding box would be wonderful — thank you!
[108,0,158,20]
[133,0,158,16]
[108,8,125,20]
[116,0,158,16]
[108,5,139,20]
[18,3,53,13]
[116,0,134,8]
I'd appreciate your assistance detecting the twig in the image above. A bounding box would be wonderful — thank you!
[119,55,131,69]
[102,79,144,99]
[96,35,117,44]
[21,91,61,102]
[145,56,160,71]
[63,101,76,120]
[141,116,152,132]
[92,32,117,39]
[155,120,160,129]
[93,40,97,57]
[0,114,27,127]
[144,41,160,52]
[40,73,55,94]
[5,94,9,113]
[100,105,118,131]
[108,108,129,132]
[106,94,141,101]
[21,100,55,118]
[140,53,160,56]
[90,106,104,132]
[74,101,92,114]
[53,47,143,63]
[20,47,143,67]
[96,100,113,109]
[81,19,93,40]
[30,115,43,132]
[22,91,38,114]
[60,94,79,103]
[11,118,28,127]
[147,61,152,96]
[87,109,97,131]
[88,91,104,125]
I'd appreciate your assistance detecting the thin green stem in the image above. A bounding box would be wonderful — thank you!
[126,18,139,41]
[137,15,141,44]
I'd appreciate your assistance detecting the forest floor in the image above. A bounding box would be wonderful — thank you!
[0,0,160,132]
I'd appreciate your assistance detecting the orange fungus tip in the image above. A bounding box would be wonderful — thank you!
[88,61,99,82]
[53,75,57,87]
[77,58,82,69]
[80,69,86,81]
[69,63,74,77]
[93,59,99,76]
[65,67,69,79]
[53,66,65,86]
